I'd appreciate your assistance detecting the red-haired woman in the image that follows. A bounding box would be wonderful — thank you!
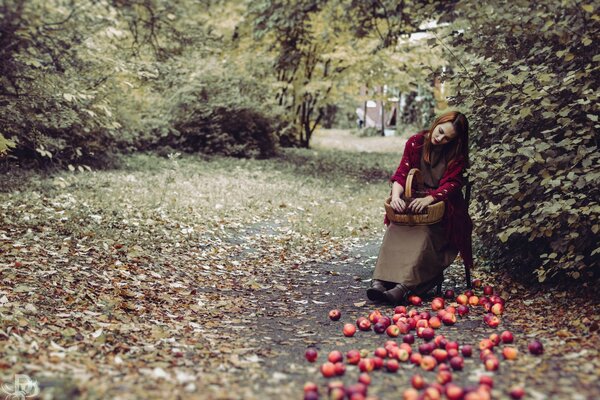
[367,111,473,304]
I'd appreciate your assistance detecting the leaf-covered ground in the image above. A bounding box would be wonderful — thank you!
[1,143,599,399]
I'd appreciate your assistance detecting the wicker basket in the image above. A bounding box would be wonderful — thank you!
[385,168,445,225]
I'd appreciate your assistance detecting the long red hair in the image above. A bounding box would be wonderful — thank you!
[423,111,469,168]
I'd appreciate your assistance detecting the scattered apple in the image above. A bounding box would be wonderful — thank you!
[305,348,318,362]
[403,388,419,400]
[416,319,429,329]
[502,346,518,360]
[468,296,480,306]
[343,323,357,337]
[445,341,459,352]
[328,350,343,363]
[434,335,446,347]
[457,304,470,317]
[479,375,494,388]
[420,355,437,371]
[509,386,525,399]
[464,289,475,297]
[409,295,423,306]
[421,327,435,341]
[346,349,361,364]
[489,333,501,346]
[429,316,442,329]
[449,356,464,371]
[447,348,459,358]
[411,374,426,389]
[501,330,514,344]
[395,348,410,362]
[373,322,387,334]
[479,339,493,351]
[445,384,465,400]
[402,333,415,344]
[373,356,383,370]
[491,303,504,316]
[358,358,375,373]
[461,345,473,357]
[321,361,336,378]
[304,382,318,394]
[437,370,453,385]
[329,309,341,321]
[528,340,544,355]
[432,348,448,363]
[334,361,346,376]
[304,391,318,400]
[484,314,500,328]
[483,285,494,296]
[456,294,468,305]
[385,359,399,372]
[386,325,400,337]
[357,317,371,331]
[397,321,411,334]
[442,313,457,325]
[369,310,382,323]
[374,347,387,358]
[410,352,422,365]
[358,373,371,386]
[431,297,445,311]
[484,356,499,371]
[444,289,455,299]
[423,387,442,400]
[394,305,407,314]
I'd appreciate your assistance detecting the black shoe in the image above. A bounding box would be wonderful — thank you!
[366,280,387,302]
[384,283,411,305]
[412,273,444,297]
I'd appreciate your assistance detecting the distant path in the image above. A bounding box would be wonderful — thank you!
[311,129,408,154]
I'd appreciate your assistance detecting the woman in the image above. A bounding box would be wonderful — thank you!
[367,111,473,304]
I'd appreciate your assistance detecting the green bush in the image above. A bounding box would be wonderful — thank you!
[447,1,599,282]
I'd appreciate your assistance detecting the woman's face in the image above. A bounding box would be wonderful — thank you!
[430,122,457,146]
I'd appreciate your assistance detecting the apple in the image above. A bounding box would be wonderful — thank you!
[501,330,514,344]
[403,388,419,400]
[423,387,441,400]
[379,316,392,328]
[442,313,457,325]
[386,325,400,337]
[437,370,453,385]
[329,388,345,400]
[479,375,494,388]
[328,350,343,363]
[305,348,318,362]
[479,339,493,351]
[394,305,407,314]
[321,361,336,377]
[444,289,455,299]
[385,359,399,372]
[395,348,410,362]
[431,297,445,311]
[457,305,470,317]
[358,358,375,373]
[434,335,446,347]
[397,321,411,334]
[346,383,367,397]
[334,361,346,376]
[480,348,494,361]
[447,348,459,358]
[304,382,318,394]
[472,279,482,288]
[403,333,415,344]
[418,342,435,355]
[410,352,422,365]
[483,285,494,296]
[429,316,442,329]
[468,296,480,306]
[484,356,499,371]
[445,384,465,400]
[374,347,387,358]
[489,295,504,305]
[411,374,426,389]
[357,317,371,331]
[369,310,382,323]
[484,314,500,328]
[327,381,345,394]
[456,294,468,305]
[358,373,371,386]
[359,349,370,358]
[421,327,435,341]
[408,309,418,318]
[445,341,459,352]
[343,323,357,337]
[445,305,456,314]
[329,309,341,321]
[464,289,475,297]
[304,392,318,400]
[420,355,437,371]
[491,303,504,315]
[502,346,518,360]
[509,386,525,399]
[346,349,361,364]
[373,356,383,370]
[407,318,417,330]
[373,322,386,334]
[409,295,422,306]
[528,340,544,355]
[489,333,501,346]
[432,348,448,363]
[438,363,450,372]
[449,356,464,371]
[416,319,429,329]
[461,345,473,357]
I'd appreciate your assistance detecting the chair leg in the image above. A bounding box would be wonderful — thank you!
[465,264,472,289]
[435,282,442,296]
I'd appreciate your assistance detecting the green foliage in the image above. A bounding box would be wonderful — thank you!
[444,1,599,282]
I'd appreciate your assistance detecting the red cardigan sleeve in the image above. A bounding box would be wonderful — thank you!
[390,133,423,188]
[428,157,466,202]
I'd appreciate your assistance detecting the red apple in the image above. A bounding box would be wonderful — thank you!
[409,295,422,306]
[423,387,441,400]
[385,359,399,372]
[442,313,457,325]
[432,348,448,363]
[456,294,468,305]
[447,348,459,358]
[449,356,464,371]
[464,289,475,297]
[489,333,501,346]
[411,374,426,389]
[328,350,343,363]
[479,339,494,351]
[421,327,435,341]
[491,303,504,315]
[369,310,382,323]
[343,323,357,337]
[304,392,318,400]
[346,349,361,364]
[410,352,422,365]
[429,316,441,329]
[357,317,371,331]
[445,384,465,400]
[305,348,318,362]
[484,314,500,328]
[394,305,407,314]
[358,358,375,373]
[437,370,453,385]
[461,345,473,357]
[502,346,518,360]
[416,319,429,329]
[420,355,437,371]
[457,304,470,317]
[431,297,445,311]
[321,361,336,377]
[304,382,318,394]
[528,340,544,355]
[444,289,455,299]
[373,356,383,370]
[483,285,494,296]
[374,347,387,358]
[395,347,410,362]
[334,361,346,376]
[358,372,371,386]
[373,322,387,334]
[434,335,446,347]
[329,309,341,321]
[484,356,499,371]
[403,333,415,344]
[509,386,525,399]
[445,341,459,352]
[468,295,480,306]
[403,388,419,400]
[386,325,400,337]
[500,330,514,344]
[479,375,494,388]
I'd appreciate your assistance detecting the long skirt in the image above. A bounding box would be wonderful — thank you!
[373,222,458,287]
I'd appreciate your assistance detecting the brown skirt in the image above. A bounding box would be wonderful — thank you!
[373,222,458,287]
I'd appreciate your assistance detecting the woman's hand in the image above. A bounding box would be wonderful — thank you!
[408,195,435,213]
[390,196,407,213]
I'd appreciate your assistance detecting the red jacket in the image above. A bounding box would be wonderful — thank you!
[385,131,473,269]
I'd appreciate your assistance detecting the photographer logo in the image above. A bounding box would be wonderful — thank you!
[1,375,40,400]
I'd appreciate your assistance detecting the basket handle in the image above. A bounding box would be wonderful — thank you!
[405,168,423,198]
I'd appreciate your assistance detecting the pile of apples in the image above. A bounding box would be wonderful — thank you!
[303,281,544,400]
